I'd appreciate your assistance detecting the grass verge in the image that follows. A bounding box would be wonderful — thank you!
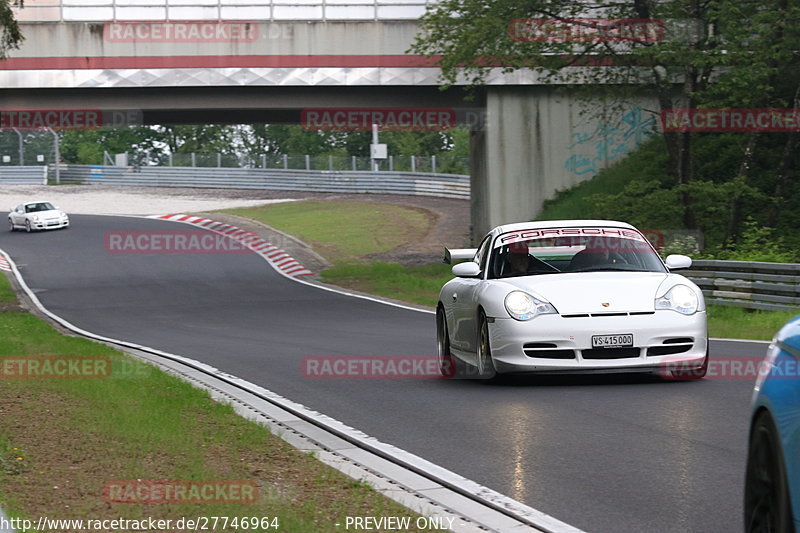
[224,200,432,263]
[223,200,444,306]
[0,271,15,304]
[707,305,799,341]
[0,274,435,531]
[320,262,453,308]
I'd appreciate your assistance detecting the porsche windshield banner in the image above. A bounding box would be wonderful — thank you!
[496,227,651,250]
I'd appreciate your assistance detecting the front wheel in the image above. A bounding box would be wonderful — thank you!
[744,411,795,533]
[436,306,459,378]
[8,218,14,232]
[476,311,497,379]
[25,219,32,233]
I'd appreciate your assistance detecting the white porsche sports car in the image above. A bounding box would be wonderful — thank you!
[437,220,708,380]
[8,201,70,232]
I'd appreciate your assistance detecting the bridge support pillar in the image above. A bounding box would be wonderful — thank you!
[470,86,561,242]
[469,86,655,243]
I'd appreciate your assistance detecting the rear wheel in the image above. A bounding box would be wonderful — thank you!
[745,411,795,533]
[476,311,497,379]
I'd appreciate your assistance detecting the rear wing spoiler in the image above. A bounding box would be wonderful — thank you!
[443,248,477,264]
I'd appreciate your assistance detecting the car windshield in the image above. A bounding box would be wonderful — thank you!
[489,227,667,279]
[25,202,56,213]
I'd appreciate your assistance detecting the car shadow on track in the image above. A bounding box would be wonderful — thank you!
[439,372,695,388]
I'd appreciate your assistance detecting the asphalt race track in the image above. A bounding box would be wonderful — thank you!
[0,214,766,533]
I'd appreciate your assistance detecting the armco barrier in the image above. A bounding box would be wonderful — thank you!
[0,166,47,185]
[684,260,800,312]
[53,165,470,199]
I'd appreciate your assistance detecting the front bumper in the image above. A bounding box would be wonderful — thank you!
[30,218,69,230]
[488,310,707,374]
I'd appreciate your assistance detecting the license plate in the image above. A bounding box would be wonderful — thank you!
[591,334,634,348]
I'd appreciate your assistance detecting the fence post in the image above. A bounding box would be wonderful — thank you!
[389,155,393,171]
[431,155,437,173]
[168,152,173,166]
[328,155,333,171]
[191,153,196,167]
[283,154,288,170]
[47,127,60,184]
[352,156,356,171]
[13,128,23,165]
[217,153,222,167]
[261,154,266,168]
[305,154,310,170]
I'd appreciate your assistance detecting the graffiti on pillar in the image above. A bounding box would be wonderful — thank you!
[564,106,657,176]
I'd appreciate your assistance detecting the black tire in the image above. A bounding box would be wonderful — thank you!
[476,311,497,379]
[436,306,459,378]
[25,219,31,233]
[8,219,14,232]
[745,411,795,533]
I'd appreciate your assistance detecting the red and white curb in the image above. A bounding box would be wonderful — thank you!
[0,257,10,272]
[150,214,313,278]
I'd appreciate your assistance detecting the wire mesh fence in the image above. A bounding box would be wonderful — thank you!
[135,152,469,173]
[0,130,470,174]
[0,130,58,166]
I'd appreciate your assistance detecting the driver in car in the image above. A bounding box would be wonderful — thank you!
[505,241,558,276]
[569,239,627,271]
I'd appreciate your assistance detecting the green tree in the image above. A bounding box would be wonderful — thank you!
[60,127,168,165]
[409,0,799,229]
[699,0,800,235]
[0,0,23,58]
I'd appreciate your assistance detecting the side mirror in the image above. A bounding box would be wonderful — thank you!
[452,261,481,278]
[665,254,692,270]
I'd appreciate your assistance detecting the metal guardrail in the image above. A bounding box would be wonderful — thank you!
[0,166,48,185]
[53,164,470,199]
[684,260,800,312]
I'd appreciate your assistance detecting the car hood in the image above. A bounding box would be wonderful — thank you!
[28,209,62,217]
[499,272,670,315]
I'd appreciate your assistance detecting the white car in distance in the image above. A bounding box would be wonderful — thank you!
[8,201,70,232]
[437,220,708,380]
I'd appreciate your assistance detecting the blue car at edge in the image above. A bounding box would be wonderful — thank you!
[745,315,800,533]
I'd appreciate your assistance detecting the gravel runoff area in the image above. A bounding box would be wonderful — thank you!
[1,185,471,276]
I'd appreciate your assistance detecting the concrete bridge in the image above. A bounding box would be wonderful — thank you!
[2,0,656,239]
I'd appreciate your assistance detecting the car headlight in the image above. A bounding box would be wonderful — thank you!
[31,215,40,221]
[655,284,698,315]
[504,291,557,321]
[60,211,67,218]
